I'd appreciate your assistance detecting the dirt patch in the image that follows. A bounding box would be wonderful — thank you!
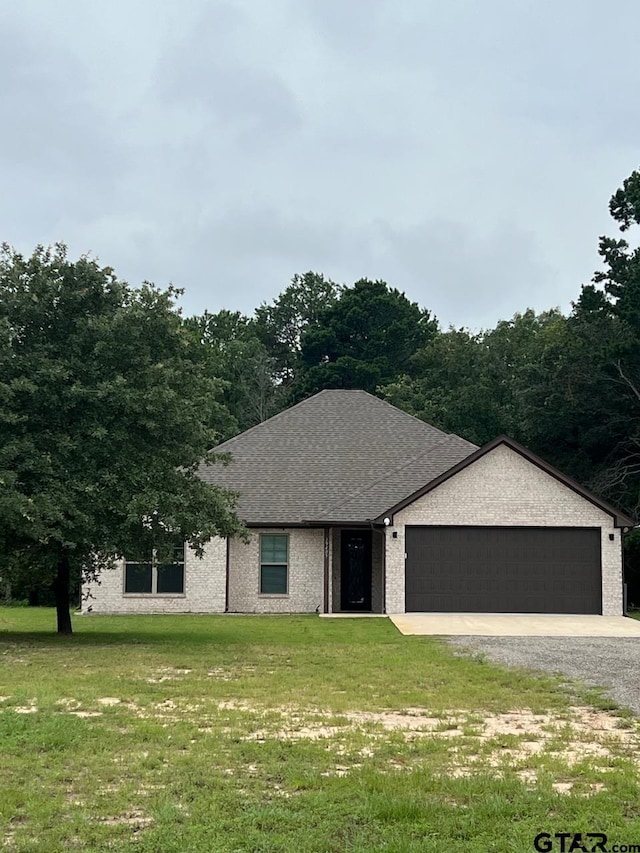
[235,703,637,746]
[44,694,638,797]
[216,701,639,793]
[348,709,466,732]
[217,699,253,711]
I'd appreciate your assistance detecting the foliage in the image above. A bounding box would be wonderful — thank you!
[297,278,437,395]
[488,172,640,600]
[382,310,564,447]
[0,245,243,632]
[185,309,283,437]
[254,271,342,385]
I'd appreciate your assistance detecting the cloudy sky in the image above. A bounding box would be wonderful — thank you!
[1,1,638,330]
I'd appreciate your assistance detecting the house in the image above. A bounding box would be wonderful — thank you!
[83,389,633,616]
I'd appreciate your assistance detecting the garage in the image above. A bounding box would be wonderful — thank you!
[405,526,602,614]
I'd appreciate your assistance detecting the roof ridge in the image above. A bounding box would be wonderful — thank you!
[316,432,467,518]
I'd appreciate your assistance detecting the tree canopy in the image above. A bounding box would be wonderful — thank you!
[254,271,341,385]
[0,245,242,632]
[296,278,437,396]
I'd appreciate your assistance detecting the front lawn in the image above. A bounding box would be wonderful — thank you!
[1,609,640,852]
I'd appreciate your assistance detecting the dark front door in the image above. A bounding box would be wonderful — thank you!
[405,526,602,614]
[340,530,372,611]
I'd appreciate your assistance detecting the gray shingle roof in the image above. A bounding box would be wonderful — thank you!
[198,389,477,524]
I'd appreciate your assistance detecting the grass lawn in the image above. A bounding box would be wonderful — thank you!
[1,609,640,852]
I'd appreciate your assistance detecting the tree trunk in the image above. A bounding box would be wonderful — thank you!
[53,552,73,635]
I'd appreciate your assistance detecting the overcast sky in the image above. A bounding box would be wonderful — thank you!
[1,1,638,330]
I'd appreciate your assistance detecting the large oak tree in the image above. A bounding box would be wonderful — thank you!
[0,245,243,633]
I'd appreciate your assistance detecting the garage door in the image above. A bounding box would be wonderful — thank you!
[405,526,602,614]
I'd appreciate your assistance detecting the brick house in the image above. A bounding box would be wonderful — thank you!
[83,390,633,616]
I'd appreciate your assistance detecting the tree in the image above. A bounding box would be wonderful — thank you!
[185,310,284,437]
[254,272,341,385]
[381,328,506,445]
[516,171,640,514]
[296,279,436,396]
[381,310,564,446]
[568,170,640,515]
[511,294,624,485]
[0,245,243,633]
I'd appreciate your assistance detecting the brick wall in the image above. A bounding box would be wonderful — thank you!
[371,530,384,613]
[81,537,227,614]
[227,528,325,613]
[384,444,623,616]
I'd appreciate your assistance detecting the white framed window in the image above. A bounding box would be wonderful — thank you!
[124,541,185,595]
[259,534,288,595]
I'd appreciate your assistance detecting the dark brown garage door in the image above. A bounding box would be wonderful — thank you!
[405,526,602,614]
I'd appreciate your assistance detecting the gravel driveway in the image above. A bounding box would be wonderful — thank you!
[448,636,640,715]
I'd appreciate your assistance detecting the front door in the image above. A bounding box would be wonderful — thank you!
[340,530,372,611]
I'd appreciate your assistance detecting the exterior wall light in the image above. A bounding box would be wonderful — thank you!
[383,517,391,526]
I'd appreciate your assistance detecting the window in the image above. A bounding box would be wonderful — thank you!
[124,541,185,595]
[260,534,288,595]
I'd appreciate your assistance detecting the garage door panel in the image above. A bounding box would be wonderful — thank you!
[405,527,602,614]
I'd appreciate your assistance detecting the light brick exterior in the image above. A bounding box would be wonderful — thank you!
[83,444,624,617]
[82,537,227,614]
[384,444,623,616]
[227,528,325,614]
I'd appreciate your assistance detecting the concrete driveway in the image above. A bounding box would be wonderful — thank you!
[390,613,640,637]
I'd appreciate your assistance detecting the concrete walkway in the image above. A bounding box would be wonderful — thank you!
[390,613,640,637]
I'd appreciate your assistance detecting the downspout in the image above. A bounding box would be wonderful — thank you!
[382,525,387,615]
[224,537,230,613]
[621,524,639,616]
[323,527,330,614]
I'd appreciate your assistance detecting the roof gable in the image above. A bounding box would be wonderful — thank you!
[378,435,635,528]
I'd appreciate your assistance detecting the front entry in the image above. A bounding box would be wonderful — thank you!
[340,530,372,611]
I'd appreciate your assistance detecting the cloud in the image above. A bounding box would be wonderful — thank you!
[153,3,303,148]
[0,0,638,333]
[0,24,129,184]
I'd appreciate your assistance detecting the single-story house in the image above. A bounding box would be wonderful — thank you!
[83,389,633,616]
